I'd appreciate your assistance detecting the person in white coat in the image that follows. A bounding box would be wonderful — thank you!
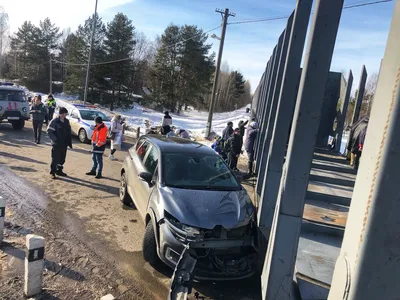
[109,115,124,160]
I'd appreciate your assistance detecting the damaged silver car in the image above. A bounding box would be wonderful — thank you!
[120,135,258,280]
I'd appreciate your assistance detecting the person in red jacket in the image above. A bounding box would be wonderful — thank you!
[86,116,108,178]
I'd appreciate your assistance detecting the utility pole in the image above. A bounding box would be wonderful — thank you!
[83,0,98,105]
[205,8,235,138]
[49,58,52,94]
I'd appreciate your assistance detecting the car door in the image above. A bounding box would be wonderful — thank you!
[127,139,151,218]
[68,108,80,135]
[140,146,159,210]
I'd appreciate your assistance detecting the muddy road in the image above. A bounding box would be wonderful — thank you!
[0,121,261,300]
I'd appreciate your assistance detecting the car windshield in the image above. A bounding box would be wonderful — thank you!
[79,110,111,121]
[0,90,26,102]
[162,152,241,191]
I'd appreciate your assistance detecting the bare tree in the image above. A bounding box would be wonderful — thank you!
[360,72,379,118]
[0,7,9,78]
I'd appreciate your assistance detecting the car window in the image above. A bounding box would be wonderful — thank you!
[0,90,26,102]
[137,141,150,162]
[79,110,111,121]
[70,109,79,119]
[135,139,144,151]
[162,153,241,191]
[144,146,159,176]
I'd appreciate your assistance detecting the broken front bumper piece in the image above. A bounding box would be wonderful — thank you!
[168,244,197,300]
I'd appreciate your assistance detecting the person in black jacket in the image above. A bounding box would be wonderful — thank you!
[225,128,242,170]
[30,96,47,144]
[238,119,249,147]
[47,107,72,179]
[222,121,234,141]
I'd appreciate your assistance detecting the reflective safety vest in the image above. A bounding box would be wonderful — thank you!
[48,98,56,108]
[91,123,107,151]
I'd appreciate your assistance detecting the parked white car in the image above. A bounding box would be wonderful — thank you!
[55,104,112,143]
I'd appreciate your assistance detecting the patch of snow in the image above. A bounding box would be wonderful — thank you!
[50,92,252,139]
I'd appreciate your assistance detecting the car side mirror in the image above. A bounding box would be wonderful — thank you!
[138,172,153,185]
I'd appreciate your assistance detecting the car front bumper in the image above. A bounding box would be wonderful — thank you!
[158,221,257,281]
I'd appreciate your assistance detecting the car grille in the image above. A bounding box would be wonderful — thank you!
[203,224,251,239]
[3,111,21,118]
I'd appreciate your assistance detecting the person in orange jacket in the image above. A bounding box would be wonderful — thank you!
[86,116,108,178]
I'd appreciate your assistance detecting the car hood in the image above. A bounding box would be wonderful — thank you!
[159,187,254,230]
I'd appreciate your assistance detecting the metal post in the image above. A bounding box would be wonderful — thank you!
[256,13,294,195]
[261,1,344,299]
[49,58,53,94]
[335,70,353,152]
[255,41,281,173]
[257,0,313,229]
[254,62,271,157]
[255,57,274,160]
[205,8,234,138]
[83,0,98,105]
[329,1,400,298]
[351,65,367,125]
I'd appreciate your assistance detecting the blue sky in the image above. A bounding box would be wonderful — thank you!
[5,0,396,93]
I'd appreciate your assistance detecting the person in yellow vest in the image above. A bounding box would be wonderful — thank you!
[46,94,56,124]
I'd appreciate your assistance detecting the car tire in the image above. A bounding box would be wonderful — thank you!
[11,120,24,130]
[78,128,89,143]
[143,221,159,266]
[120,173,132,206]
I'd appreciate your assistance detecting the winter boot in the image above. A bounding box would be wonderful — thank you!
[56,169,67,177]
[95,173,102,179]
[86,170,96,176]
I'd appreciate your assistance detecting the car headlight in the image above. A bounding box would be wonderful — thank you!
[182,224,200,235]
[164,211,201,241]
[22,107,27,112]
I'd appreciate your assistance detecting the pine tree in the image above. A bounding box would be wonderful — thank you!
[151,24,215,111]
[64,33,86,94]
[103,13,135,110]
[63,14,107,99]
[9,21,40,80]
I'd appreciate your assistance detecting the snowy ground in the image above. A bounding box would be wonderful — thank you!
[49,93,252,139]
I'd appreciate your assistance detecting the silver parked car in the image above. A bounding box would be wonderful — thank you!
[120,135,258,280]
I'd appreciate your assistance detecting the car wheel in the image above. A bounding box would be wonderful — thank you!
[120,173,132,206]
[78,128,89,143]
[11,120,24,130]
[143,221,159,266]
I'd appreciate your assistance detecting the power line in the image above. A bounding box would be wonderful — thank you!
[228,0,394,25]
[52,0,393,67]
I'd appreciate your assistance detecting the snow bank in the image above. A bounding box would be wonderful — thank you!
[52,93,252,138]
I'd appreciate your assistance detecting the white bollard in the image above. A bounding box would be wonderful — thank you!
[24,234,45,297]
[0,196,4,245]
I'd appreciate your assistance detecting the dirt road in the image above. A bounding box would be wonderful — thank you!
[0,121,261,299]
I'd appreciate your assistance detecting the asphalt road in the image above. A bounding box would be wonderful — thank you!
[0,120,261,300]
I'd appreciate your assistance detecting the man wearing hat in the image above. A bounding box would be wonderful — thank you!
[86,116,108,179]
[47,107,72,179]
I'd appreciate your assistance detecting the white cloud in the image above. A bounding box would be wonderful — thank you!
[4,0,134,32]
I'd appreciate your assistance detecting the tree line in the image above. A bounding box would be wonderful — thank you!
[0,8,252,112]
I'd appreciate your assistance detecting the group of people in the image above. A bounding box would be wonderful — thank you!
[147,111,190,139]
[211,119,259,176]
[29,94,57,144]
[46,106,124,180]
